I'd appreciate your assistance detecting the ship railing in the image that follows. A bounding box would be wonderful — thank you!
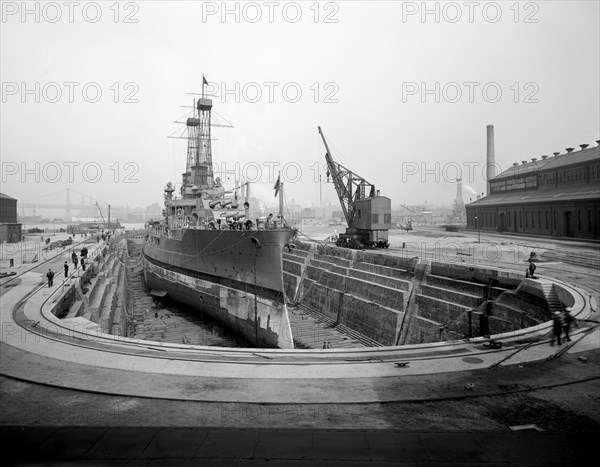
[152,222,289,234]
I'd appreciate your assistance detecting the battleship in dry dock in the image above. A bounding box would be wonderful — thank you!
[143,80,297,349]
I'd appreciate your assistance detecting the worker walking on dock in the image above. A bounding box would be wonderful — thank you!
[551,311,563,346]
[563,309,574,342]
[46,269,54,287]
[81,257,86,272]
[72,251,78,269]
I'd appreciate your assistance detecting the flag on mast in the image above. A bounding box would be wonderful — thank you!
[202,75,208,99]
[273,174,281,197]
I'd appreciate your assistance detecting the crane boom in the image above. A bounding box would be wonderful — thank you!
[318,126,375,227]
[95,202,106,223]
[318,126,391,249]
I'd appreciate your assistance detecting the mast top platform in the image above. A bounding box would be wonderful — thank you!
[197,98,213,111]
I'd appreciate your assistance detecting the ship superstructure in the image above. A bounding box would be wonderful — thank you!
[143,79,296,348]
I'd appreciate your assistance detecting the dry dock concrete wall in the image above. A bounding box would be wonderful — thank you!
[284,242,415,345]
[52,239,128,337]
[285,242,567,346]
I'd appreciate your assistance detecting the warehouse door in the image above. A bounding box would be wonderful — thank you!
[564,211,574,237]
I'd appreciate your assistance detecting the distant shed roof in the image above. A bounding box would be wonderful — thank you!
[0,193,17,201]
[493,145,599,180]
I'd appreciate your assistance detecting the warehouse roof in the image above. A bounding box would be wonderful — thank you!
[493,144,599,180]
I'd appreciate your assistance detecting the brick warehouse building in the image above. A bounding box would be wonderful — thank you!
[466,142,600,240]
[0,192,22,243]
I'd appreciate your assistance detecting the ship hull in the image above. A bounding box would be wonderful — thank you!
[143,228,296,348]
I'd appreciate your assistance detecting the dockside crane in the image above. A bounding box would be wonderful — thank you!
[318,126,391,248]
[95,202,106,223]
[95,201,113,229]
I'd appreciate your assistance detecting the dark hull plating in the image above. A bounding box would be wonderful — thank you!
[143,228,296,348]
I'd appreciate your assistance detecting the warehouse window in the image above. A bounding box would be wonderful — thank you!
[384,213,391,224]
[372,214,379,224]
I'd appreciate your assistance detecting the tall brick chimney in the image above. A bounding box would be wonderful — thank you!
[486,125,495,196]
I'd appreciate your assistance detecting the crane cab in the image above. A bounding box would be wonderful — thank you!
[341,195,391,247]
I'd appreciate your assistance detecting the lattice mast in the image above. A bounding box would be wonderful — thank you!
[184,77,214,195]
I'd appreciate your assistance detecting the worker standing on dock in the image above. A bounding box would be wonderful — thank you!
[63,261,69,278]
[528,260,537,279]
[72,251,78,269]
[81,257,86,272]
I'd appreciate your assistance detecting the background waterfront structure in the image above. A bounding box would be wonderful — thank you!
[0,193,22,243]
[466,141,600,240]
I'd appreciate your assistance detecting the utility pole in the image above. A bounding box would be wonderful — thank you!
[319,175,322,204]
[65,188,72,222]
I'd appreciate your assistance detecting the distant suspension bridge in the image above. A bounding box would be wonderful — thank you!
[19,188,137,222]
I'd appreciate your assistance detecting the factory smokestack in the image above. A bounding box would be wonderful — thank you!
[486,124,495,196]
[455,178,465,208]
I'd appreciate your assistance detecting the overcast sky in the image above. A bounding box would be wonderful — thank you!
[2,1,599,214]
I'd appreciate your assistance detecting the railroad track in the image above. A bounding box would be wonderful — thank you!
[540,249,600,270]
[0,237,99,287]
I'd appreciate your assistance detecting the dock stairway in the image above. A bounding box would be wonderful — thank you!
[539,280,564,314]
